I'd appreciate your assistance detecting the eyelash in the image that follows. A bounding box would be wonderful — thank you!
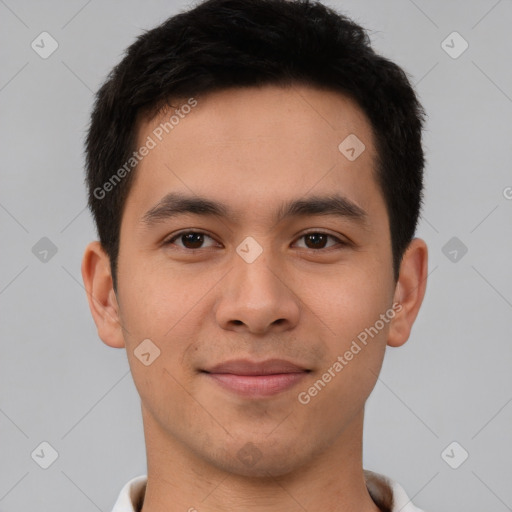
[163,230,348,251]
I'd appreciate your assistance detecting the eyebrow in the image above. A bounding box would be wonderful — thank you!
[141,192,368,228]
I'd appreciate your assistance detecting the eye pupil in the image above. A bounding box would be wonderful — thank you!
[182,233,204,248]
[305,233,327,249]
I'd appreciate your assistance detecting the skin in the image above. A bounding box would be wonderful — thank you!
[82,84,428,512]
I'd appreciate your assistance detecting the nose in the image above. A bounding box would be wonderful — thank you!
[214,250,301,335]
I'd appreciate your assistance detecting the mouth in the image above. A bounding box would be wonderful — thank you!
[201,359,311,398]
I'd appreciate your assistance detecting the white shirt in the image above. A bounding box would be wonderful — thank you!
[111,473,425,511]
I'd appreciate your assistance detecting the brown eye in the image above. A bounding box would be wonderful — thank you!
[295,232,343,250]
[165,231,218,249]
[304,233,328,249]
[180,232,205,249]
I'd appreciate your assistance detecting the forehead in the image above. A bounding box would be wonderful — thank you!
[124,84,383,226]
[140,85,374,159]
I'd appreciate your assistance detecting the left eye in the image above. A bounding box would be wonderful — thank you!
[293,232,343,250]
[164,231,343,250]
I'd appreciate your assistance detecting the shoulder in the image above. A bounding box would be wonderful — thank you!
[110,475,147,512]
[365,470,426,512]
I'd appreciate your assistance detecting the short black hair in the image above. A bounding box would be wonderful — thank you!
[85,0,425,291]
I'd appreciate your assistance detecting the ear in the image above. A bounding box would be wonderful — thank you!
[387,238,428,348]
[81,241,125,348]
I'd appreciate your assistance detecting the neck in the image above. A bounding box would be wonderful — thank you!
[139,407,382,512]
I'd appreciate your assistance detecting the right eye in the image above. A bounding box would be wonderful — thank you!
[163,231,221,250]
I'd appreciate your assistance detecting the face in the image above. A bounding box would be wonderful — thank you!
[104,85,404,476]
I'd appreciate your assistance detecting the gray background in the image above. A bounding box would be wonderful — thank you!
[1,0,511,510]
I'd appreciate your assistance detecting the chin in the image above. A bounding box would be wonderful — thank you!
[206,437,312,479]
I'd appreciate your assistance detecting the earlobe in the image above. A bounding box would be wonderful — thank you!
[387,238,428,348]
[81,241,125,348]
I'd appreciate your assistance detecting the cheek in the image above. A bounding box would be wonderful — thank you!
[119,282,203,432]
[119,256,211,339]
[297,280,391,423]
[297,264,392,398]
[301,263,392,336]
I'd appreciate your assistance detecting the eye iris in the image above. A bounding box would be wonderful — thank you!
[182,233,204,248]
[305,233,327,249]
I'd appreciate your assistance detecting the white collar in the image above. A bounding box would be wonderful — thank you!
[111,473,425,511]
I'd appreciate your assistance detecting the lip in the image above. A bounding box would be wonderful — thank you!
[202,358,310,398]
[204,358,309,375]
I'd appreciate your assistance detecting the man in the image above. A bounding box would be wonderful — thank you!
[81,0,428,510]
